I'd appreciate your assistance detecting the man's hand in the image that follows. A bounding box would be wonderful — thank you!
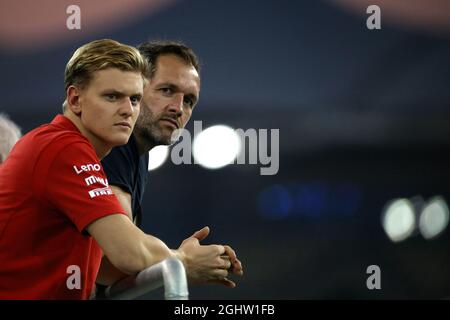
[222,245,244,276]
[177,226,243,288]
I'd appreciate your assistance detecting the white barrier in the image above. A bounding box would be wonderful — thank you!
[104,257,189,300]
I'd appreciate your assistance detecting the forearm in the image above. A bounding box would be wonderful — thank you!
[87,214,178,276]
[108,231,178,275]
[89,215,240,289]
[97,235,183,286]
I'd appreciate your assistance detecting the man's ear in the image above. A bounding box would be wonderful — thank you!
[66,86,82,115]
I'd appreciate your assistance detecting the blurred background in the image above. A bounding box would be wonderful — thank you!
[1,0,450,299]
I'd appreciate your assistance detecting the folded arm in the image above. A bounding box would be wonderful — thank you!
[92,185,243,287]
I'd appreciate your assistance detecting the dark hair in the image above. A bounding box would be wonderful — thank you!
[137,40,200,78]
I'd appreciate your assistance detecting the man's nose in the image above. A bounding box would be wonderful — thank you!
[167,94,184,114]
[119,98,135,116]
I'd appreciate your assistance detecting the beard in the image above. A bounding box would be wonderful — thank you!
[134,104,177,146]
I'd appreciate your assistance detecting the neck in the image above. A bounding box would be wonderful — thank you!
[64,112,111,159]
[133,130,156,155]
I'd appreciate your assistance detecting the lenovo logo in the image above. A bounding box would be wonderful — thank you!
[73,163,101,175]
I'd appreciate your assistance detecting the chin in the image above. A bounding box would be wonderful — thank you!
[110,135,131,147]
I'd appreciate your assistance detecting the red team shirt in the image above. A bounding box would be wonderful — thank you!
[0,115,126,299]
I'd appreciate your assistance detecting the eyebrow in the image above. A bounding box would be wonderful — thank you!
[101,89,143,98]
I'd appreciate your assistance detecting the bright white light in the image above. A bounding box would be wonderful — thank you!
[419,196,449,240]
[193,125,241,169]
[382,198,416,242]
[148,145,169,171]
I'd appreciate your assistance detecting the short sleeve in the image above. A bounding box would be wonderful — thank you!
[35,140,127,232]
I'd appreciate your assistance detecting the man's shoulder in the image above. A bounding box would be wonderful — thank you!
[27,121,87,147]
[12,123,90,163]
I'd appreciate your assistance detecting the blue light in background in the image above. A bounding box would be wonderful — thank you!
[257,185,293,220]
[295,182,328,218]
[257,181,363,220]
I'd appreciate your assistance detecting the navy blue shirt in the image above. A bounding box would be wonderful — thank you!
[101,134,149,227]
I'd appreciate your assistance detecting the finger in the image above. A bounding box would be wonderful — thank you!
[233,268,244,276]
[223,246,243,274]
[223,245,237,261]
[219,256,232,270]
[209,244,226,255]
[213,268,229,279]
[231,258,243,275]
[220,255,243,275]
[190,226,210,241]
[220,255,230,261]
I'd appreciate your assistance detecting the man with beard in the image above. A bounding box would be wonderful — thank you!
[99,41,243,291]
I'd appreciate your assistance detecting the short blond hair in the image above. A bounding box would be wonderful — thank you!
[0,113,21,163]
[64,39,149,92]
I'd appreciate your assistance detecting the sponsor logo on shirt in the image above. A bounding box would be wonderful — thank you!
[73,163,101,174]
[88,187,113,198]
[85,175,108,187]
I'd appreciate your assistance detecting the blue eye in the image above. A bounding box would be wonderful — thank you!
[130,96,141,106]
